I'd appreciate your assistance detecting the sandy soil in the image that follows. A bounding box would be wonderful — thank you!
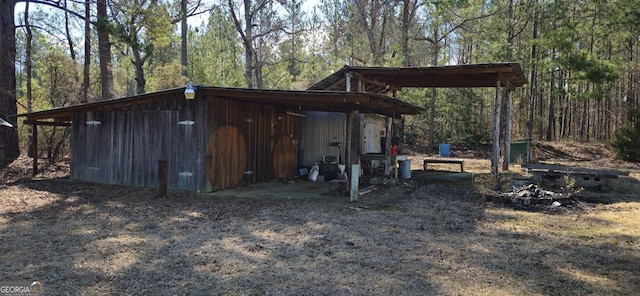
[1,142,639,295]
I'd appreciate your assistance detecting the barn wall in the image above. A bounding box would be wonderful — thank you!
[203,97,299,191]
[71,95,202,191]
[299,111,346,167]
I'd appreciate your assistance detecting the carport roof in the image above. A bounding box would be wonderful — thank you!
[20,86,424,125]
[308,63,526,94]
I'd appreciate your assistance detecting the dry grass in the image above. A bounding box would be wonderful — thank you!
[1,142,639,295]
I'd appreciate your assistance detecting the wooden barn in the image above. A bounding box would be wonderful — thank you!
[21,86,422,192]
[19,63,525,192]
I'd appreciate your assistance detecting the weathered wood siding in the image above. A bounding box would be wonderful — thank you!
[71,96,203,191]
[69,94,298,192]
[203,97,299,191]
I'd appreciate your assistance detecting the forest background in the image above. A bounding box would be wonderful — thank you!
[1,0,639,162]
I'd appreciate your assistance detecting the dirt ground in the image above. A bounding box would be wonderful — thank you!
[1,142,639,295]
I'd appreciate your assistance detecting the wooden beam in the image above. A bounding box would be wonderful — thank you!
[503,84,513,171]
[491,79,502,178]
[351,72,402,92]
[498,73,517,91]
[350,164,360,202]
[32,123,38,177]
[384,117,393,177]
[23,119,71,126]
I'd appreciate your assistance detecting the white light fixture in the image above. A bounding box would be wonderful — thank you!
[184,82,196,100]
[85,111,101,125]
[0,118,13,128]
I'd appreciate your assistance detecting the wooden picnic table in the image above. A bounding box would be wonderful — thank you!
[521,163,629,191]
[423,158,464,172]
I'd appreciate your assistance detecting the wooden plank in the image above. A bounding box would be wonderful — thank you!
[350,164,360,202]
[22,120,70,126]
[32,123,37,176]
[502,87,513,171]
[522,163,629,176]
[491,79,502,177]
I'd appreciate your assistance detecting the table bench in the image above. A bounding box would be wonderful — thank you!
[521,163,629,192]
[423,158,464,172]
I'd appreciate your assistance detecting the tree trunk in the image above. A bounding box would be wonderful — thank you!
[82,0,90,103]
[25,0,32,113]
[133,50,146,94]
[428,28,439,151]
[97,0,116,100]
[0,0,20,166]
[63,0,76,60]
[527,3,538,141]
[25,0,34,157]
[400,0,410,66]
[181,0,188,77]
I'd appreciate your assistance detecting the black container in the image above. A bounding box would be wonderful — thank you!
[319,163,338,181]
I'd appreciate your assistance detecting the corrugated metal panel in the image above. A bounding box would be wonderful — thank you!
[299,111,345,167]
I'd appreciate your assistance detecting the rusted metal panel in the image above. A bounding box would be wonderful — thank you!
[298,111,345,167]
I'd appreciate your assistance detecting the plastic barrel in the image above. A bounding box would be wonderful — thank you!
[439,144,451,157]
[399,160,411,179]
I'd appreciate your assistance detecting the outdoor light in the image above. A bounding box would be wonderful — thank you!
[184,82,196,100]
[0,118,13,128]
[85,111,101,125]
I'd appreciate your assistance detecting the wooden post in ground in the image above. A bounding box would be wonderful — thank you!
[503,84,513,171]
[32,123,38,177]
[350,164,360,202]
[158,160,167,197]
[492,79,503,187]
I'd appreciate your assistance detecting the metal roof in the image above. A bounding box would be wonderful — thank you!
[307,63,527,94]
[20,86,424,125]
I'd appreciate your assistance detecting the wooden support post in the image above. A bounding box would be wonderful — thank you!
[345,110,360,171]
[491,79,503,178]
[345,112,352,169]
[32,124,38,177]
[503,86,513,171]
[158,160,167,197]
[384,117,393,177]
[350,164,360,202]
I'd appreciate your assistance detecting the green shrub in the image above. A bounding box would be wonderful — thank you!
[610,122,640,162]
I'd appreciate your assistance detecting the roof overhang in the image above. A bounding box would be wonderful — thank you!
[308,63,527,94]
[19,87,424,125]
